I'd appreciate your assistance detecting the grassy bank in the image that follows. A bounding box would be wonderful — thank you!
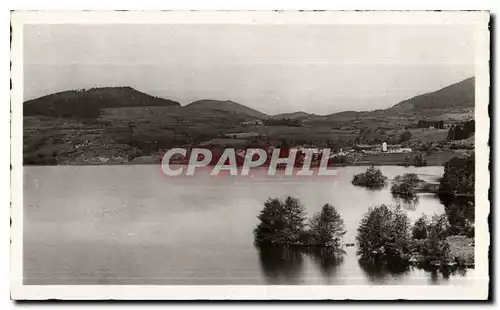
[447,236,475,267]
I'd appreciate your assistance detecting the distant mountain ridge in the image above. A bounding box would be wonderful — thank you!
[24,77,474,120]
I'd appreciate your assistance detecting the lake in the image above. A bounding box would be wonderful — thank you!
[23,165,477,285]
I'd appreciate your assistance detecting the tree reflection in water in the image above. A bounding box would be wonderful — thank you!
[256,245,305,284]
[307,247,345,279]
[393,196,419,211]
[358,258,410,284]
[422,265,468,285]
[256,245,344,284]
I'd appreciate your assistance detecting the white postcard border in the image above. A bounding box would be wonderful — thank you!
[10,10,490,300]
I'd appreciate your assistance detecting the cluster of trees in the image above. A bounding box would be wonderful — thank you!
[437,153,475,238]
[254,197,473,271]
[352,166,388,188]
[253,197,346,251]
[403,153,427,167]
[447,120,475,141]
[410,214,454,266]
[264,118,303,127]
[417,120,445,129]
[390,173,422,199]
[445,200,475,237]
[438,154,475,198]
[356,205,411,264]
[356,205,468,268]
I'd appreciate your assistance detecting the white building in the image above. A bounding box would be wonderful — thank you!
[382,141,388,152]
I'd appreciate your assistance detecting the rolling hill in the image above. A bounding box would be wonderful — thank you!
[24,87,180,119]
[23,77,475,165]
[389,77,475,112]
[271,111,314,120]
[185,99,269,120]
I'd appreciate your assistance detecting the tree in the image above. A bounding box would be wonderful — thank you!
[254,196,307,245]
[399,130,413,143]
[356,205,412,263]
[391,173,422,198]
[438,154,474,197]
[412,214,451,266]
[412,215,429,239]
[352,166,388,188]
[445,201,474,237]
[307,204,346,249]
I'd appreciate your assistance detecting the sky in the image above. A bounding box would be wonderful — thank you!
[23,24,475,115]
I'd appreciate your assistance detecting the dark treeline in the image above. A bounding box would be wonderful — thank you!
[264,118,303,127]
[438,153,475,237]
[447,120,475,141]
[417,120,444,129]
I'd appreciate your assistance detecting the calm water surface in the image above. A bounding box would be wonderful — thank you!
[24,165,477,285]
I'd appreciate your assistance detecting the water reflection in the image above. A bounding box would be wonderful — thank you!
[256,245,305,284]
[307,247,345,279]
[393,196,419,210]
[358,259,410,284]
[256,245,344,284]
[422,265,468,285]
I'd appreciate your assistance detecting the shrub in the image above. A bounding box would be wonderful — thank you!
[391,173,422,198]
[307,204,347,249]
[356,205,412,263]
[352,166,388,188]
[254,196,307,245]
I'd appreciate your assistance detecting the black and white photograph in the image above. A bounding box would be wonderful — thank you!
[10,10,490,300]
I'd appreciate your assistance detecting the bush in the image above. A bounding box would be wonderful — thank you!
[254,196,307,246]
[391,173,422,198]
[352,166,388,188]
[356,205,412,263]
[307,204,346,249]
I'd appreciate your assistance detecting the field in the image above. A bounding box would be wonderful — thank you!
[23,101,475,166]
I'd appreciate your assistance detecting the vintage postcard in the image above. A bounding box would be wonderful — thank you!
[10,11,490,300]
